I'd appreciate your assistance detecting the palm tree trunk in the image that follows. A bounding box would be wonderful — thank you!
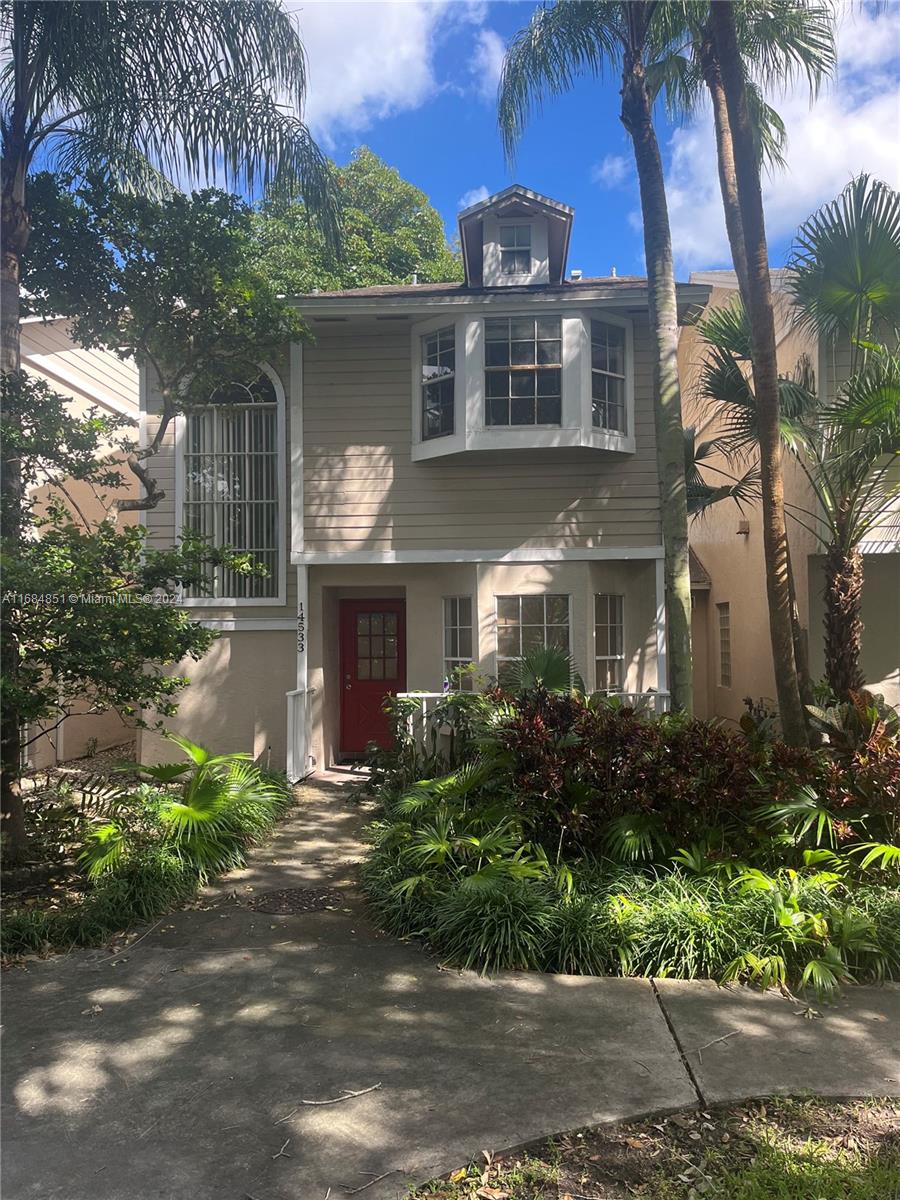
[700,44,750,299]
[620,34,693,714]
[823,542,865,700]
[709,1,807,747]
[1,123,31,860]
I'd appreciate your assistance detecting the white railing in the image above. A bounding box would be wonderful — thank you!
[286,687,315,782]
[396,688,672,746]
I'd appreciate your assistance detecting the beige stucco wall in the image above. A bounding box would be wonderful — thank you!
[138,630,296,768]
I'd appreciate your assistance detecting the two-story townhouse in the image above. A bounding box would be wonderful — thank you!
[681,269,899,721]
[137,186,709,775]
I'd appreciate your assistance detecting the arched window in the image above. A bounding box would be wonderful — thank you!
[182,370,280,599]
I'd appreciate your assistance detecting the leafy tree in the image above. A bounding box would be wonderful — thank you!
[499,0,695,713]
[1,177,304,860]
[1,0,337,856]
[252,147,462,293]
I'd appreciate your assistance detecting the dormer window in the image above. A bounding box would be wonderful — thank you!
[485,317,562,426]
[499,224,532,275]
[591,319,627,433]
[421,326,455,439]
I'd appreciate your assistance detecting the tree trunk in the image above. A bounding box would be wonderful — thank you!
[700,44,750,299]
[1,124,31,859]
[620,39,693,714]
[709,1,808,747]
[823,542,865,700]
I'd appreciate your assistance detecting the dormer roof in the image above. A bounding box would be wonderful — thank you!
[458,185,574,287]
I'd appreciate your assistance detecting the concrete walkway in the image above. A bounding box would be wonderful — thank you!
[3,775,898,1200]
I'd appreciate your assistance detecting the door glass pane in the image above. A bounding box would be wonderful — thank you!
[384,613,397,635]
[357,659,370,680]
[370,659,384,680]
[384,657,398,679]
[357,615,370,635]
[369,614,383,634]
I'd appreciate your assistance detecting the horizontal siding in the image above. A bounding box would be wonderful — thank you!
[302,319,661,552]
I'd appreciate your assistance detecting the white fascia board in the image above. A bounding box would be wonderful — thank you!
[291,547,665,566]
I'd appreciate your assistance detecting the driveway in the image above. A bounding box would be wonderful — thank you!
[3,774,898,1199]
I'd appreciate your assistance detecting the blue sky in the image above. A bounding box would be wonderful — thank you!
[292,0,900,280]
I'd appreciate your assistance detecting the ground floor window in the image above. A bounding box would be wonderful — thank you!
[495,594,570,688]
[443,596,474,690]
[717,602,732,687]
[595,593,625,691]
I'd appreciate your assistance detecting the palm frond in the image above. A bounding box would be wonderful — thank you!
[498,0,621,162]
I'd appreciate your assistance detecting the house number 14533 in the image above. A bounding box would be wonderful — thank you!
[297,602,306,654]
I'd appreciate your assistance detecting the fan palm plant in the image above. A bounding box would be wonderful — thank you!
[696,178,900,698]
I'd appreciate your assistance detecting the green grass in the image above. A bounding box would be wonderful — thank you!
[411,1097,900,1199]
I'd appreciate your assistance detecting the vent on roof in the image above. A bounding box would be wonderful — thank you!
[570,268,583,281]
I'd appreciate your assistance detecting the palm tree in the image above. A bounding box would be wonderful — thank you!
[1,1,337,376]
[786,176,900,697]
[498,0,694,713]
[707,0,807,746]
[0,0,338,858]
[696,195,900,700]
[650,1,835,297]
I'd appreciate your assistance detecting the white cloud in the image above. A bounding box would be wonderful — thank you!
[591,153,631,189]
[471,29,506,102]
[458,185,490,210]
[663,2,900,271]
[288,1,485,141]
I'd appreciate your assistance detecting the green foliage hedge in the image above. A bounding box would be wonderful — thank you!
[2,736,292,957]
[363,684,900,994]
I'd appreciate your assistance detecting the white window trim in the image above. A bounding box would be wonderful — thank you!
[593,592,626,692]
[493,592,573,681]
[174,361,287,607]
[410,307,635,461]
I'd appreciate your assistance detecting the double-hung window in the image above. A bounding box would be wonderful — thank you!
[496,594,570,688]
[182,373,279,599]
[499,224,531,275]
[443,596,474,690]
[421,326,455,439]
[591,320,627,433]
[595,593,625,691]
[484,317,562,427]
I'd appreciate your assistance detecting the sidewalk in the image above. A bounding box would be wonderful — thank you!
[3,775,898,1200]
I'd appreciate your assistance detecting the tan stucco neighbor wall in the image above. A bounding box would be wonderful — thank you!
[808,553,900,707]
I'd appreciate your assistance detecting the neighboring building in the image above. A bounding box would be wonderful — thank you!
[138,186,709,774]
[20,316,140,766]
[680,271,899,721]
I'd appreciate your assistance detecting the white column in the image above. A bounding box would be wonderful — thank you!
[655,556,668,704]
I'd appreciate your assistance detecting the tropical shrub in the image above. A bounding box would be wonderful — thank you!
[1,734,292,956]
[362,660,900,994]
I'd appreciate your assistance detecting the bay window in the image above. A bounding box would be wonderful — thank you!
[484,317,562,426]
[591,320,627,433]
[421,326,455,439]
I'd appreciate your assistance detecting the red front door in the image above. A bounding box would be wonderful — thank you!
[339,599,407,754]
